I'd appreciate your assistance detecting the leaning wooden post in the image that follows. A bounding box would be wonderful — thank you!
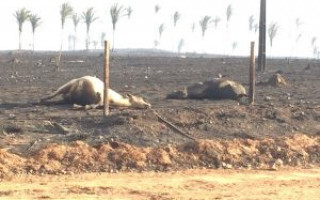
[104,41,110,117]
[249,41,256,105]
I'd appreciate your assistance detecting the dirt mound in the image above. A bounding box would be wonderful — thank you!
[0,149,26,178]
[1,134,320,178]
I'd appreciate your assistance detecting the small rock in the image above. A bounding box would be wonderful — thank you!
[222,162,233,169]
[8,114,16,119]
[265,96,272,101]
[275,158,283,166]
[84,105,92,110]
[245,164,252,170]
[4,124,23,133]
[52,122,69,134]
[269,158,283,170]
[225,164,233,169]
[44,121,69,134]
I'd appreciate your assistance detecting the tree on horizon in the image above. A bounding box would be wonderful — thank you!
[82,7,98,50]
[268,22,279,47]
[154,5,160,14]
[14,8,30,50]
[125,6,133,19]
[226,4,233,28]
[110,4,125,51]
[191,22,195,33]
[173,11,181,27]
[57,2,73,70]
[177,38,184,54]
[311,36,318,58]
[158,23,165,39]
[72,14,80,50]
[100,32,106,48]
[249,15,255,32]
[199,15,211,37]
[212,16,221,29]
[268,22,279,57]
[29,14,41,51]
[225,4,233,56]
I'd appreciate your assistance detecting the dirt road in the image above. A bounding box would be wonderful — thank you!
[1,169,320,199]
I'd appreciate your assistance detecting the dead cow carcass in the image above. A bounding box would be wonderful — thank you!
[267,73,287,87]
[40,76,151,109]
[167,78,247,101]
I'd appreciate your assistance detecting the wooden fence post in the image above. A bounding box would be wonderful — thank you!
[104,41,110,117]
[249,41,256,105]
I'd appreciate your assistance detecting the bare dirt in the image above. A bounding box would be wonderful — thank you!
[1,169,320,200]
[0,50,320,199]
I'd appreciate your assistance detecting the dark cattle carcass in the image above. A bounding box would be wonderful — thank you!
[167,78,247,101]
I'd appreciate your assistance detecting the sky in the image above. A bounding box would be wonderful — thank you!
[1,0,320,57]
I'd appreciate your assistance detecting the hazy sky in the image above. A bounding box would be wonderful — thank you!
[1,0,320,57]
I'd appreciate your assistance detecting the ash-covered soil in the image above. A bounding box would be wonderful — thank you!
[0,51,319,176]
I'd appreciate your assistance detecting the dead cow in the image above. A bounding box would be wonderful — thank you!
[257,73,288,87]
[267,73,287,87]
[167,78,247,101]
[40,76,151,109]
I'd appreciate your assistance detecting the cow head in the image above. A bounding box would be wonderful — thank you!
[126,93,151,109]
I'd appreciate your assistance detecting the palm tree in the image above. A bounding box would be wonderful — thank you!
[212,16,221,29]
[92,40,98,50]
[57,3,73,70]
[268,22,279,47]
[249,15,255,32]
[191,22,195,33]
[226,4,233,28]
[311,37,317,47]
[72,14,80,50]
[289,18,302,59]
[313,46,318,59]
[125,6,133,19]
[248,15,257,42]
[199,16,211,37]
[155,23,165,48]
[225,4,233,55]
[60,3,73,30]
[101,32,106,48]
[110,4,124,51]
[232,41,238,53]
[154,40,159,48]
[268,22,279,57]
[295,18,302,29]
[29,14,41,51]
[158,23,165,39]
[82,7,98,50]
[154,5,160,14]
[72,14,80,32]
[177,39,184,54]
[254,23,259,33]
[311,37,317,58]
[294,18,303,44]
[14,8,30,50]
[173,11,181,27]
